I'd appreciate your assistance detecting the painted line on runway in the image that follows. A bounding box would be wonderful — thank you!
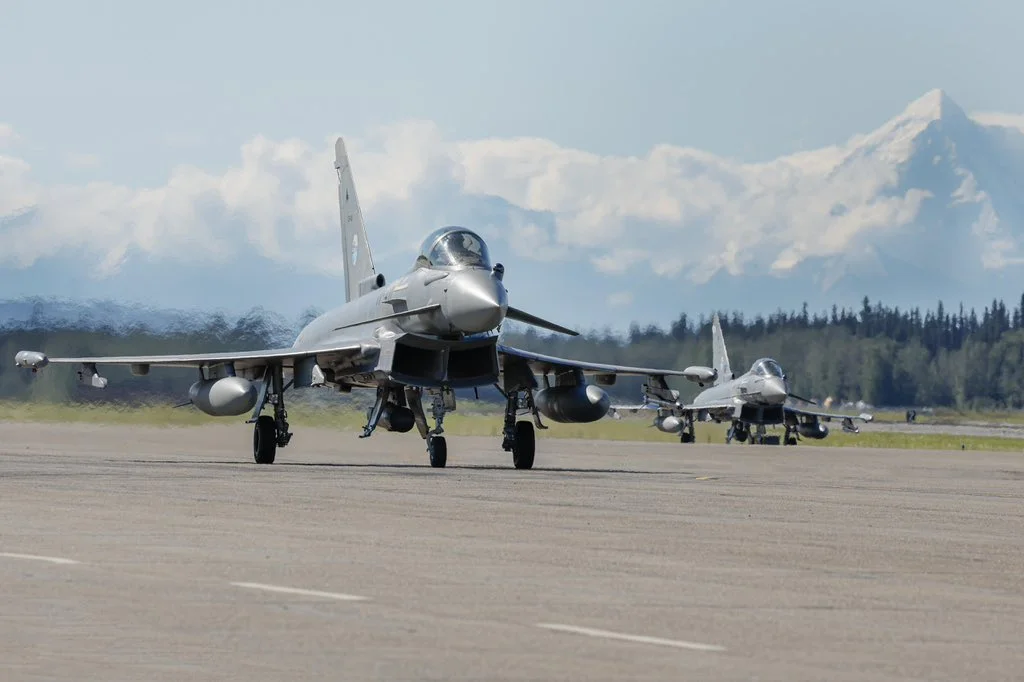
[536,623,726,652]
[230,582,369,602]
[0,552,80,565]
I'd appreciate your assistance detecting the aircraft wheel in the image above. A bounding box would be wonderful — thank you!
[785,435,798,446]
[253,415,277,464]
[680,432,695,444]
[428,435,447,468]
[512,421,535,470]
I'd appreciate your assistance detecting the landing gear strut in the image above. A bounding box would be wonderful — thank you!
[249,365,292,464]
[750,424,767,445]
[501,390,537,469]
[679,413,696,444]
[726,420,748,444]
[425,388,452,468]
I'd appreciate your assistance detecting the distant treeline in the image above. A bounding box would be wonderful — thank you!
[502,295,1024,410]
[3,296,1024,409]
[0,307,305,405]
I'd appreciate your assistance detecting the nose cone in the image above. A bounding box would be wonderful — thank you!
[761,376,788,404]
[444,270,508,334]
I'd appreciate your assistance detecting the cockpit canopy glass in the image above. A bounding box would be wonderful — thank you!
[417,227,491,269]
[751,358,785,378]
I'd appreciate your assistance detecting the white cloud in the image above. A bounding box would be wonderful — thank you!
[592,249,649,274]
[607,291,634,308]
[65,152,101,169]
[0,123,18,147]
[970,111,1024,133]
[0,99,1017,284]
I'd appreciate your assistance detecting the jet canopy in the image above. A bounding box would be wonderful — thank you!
[416,227,492,269]
[751,358,785,379]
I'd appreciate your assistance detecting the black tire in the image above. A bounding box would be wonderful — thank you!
[785,435,798,446]
[253,415,277,464]
[428,436,447,468]
[512,421,535,470]
[733,427,748,443]
[680,432,695,444]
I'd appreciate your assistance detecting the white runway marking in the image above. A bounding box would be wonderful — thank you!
[231,582,369,602]
[0,552,80,565]
[536,623,726,652]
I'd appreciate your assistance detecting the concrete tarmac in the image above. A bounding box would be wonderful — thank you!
[1,422,1022,681]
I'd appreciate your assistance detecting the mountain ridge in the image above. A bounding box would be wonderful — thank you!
[2,88,1024,327]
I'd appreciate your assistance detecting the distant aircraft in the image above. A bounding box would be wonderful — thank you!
[16,138,686,469]
[609,313,872,445]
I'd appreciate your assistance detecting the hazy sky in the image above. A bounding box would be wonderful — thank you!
[4,0,1022,182]
[2,0,1023,326]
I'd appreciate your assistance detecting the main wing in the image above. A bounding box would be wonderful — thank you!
[497,344,685,397]
[497,344,686,378]
[785,401,873,433]
[15,340,379,373]
[785,403,873,423]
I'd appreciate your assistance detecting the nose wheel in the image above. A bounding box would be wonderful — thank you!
[423,389,453,468]
[500,391,537,469]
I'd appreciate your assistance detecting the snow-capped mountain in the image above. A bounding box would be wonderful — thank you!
[2,89,1024,327]
[778,89,1024,311]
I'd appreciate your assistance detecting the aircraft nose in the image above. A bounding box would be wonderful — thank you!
[444,270,508,334]
[761,376,788,404]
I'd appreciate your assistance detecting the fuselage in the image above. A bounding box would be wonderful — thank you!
[293,265,507,348]
[692,370,788,409]
[292,227,508,351]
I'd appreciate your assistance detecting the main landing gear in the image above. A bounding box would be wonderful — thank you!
[783,424,799,446]
[727,420,787,446]
[250,366,293,464]
[353,382,544,470]
[500,389,542,470]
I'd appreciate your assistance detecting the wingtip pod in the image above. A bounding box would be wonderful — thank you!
[14,350,49,370]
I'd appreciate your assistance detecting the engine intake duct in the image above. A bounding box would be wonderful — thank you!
[390,334,499,388]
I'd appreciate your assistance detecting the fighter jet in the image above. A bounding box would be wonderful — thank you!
[15,138,686,469]
[609,314,872,445]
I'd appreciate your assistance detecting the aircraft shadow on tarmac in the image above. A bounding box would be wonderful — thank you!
[122,460,685,476]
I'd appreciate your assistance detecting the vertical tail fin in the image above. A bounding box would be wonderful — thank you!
[335,137,376,303]
[711,313,732,385]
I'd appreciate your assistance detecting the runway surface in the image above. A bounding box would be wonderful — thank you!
[1,422,1022,681]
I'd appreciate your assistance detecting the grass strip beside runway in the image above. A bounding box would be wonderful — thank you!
[2,401,1022,452]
